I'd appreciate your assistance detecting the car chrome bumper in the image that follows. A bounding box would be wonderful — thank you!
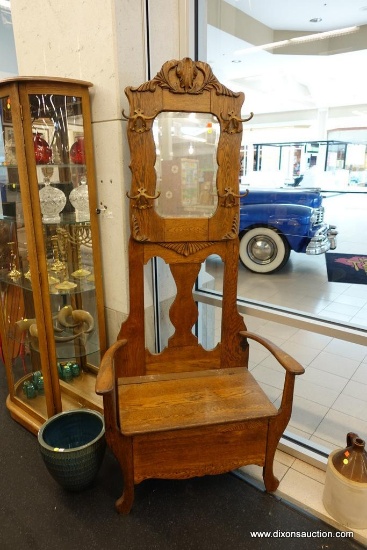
[306,224,338,255]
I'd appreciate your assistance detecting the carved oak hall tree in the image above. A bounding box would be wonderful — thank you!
[96,58,304,514]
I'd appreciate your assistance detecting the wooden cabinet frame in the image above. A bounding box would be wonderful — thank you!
[0,78,106,433]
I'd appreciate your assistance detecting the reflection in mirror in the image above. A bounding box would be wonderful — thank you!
[153,112,220,218]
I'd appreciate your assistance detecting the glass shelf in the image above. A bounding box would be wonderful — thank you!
[0,269,96,291]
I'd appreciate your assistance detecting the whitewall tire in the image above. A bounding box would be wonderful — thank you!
[239,227,291,274]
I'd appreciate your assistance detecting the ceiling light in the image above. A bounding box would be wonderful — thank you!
[290,26,358,44]
[310,18,322,23]
[235,26,359,56]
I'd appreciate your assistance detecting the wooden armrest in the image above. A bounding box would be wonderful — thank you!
[95,339,127,395]
[240,331,305,375]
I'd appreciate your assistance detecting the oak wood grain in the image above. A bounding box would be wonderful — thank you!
[96,58,304,514]
[118,368,277,435]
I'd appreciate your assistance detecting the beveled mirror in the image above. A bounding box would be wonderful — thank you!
[123,57,252,245]
[153,111,219,219]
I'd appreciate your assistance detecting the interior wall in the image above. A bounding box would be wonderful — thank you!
[10,0,146,342]
[10,0,184,344]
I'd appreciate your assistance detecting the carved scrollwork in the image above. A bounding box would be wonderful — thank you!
[158,241,214,257]
[131,216,149,243]
[223,213,239,240]
[126,187,160,209]
[130,57,240,97]
[122,108,156,133]
[135,460,253,483]
[218,187,249,208]
[220,110,254,134]
[131,215,149,242]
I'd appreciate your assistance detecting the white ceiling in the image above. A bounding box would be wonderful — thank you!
[207,1,367,121]
[224,0,367,31]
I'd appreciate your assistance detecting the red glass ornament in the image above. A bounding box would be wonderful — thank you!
[33,133,52,165]
[70,136,85,164]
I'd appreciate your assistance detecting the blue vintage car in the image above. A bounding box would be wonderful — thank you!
[239,188,337,273]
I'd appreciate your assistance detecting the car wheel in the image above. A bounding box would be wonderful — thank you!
[239,227,291,274]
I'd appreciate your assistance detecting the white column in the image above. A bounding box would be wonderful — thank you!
[317,108,329,139]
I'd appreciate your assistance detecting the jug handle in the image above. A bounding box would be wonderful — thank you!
[346,432,359,447]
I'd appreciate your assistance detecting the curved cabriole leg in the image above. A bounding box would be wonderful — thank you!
[107,432,135,514]
[263,449,280,492]
[115,476,135,515]
[263,419,282,491]
[263,372,296,492]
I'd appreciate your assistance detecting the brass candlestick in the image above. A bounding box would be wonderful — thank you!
[50,234,76,290]
[7,242,21,279]
[50,235,66,273]
[68,224,92,279]
[24,256,31,280]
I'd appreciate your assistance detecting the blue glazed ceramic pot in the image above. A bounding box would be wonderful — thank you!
[38,409,106,491]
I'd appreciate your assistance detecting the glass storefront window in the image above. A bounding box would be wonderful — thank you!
[0,1,18,77]
[197,0,367,455]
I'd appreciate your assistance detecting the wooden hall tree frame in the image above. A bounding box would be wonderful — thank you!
[96,58,304,514]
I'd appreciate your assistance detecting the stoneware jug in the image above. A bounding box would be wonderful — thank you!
[323,432,367,529]
[332,432,367,483]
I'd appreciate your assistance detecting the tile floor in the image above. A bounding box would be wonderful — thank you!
[244,315,367,452]
[204,192,367,543]
[238,449,367,546]
[205,192,367,452]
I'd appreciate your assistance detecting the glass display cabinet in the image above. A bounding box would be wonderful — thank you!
[0,77,106,434]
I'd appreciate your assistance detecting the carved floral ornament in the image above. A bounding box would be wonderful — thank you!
[122,58,253,134]
[132,57,239,96]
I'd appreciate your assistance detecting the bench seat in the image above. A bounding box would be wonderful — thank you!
[118,367,278,435]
